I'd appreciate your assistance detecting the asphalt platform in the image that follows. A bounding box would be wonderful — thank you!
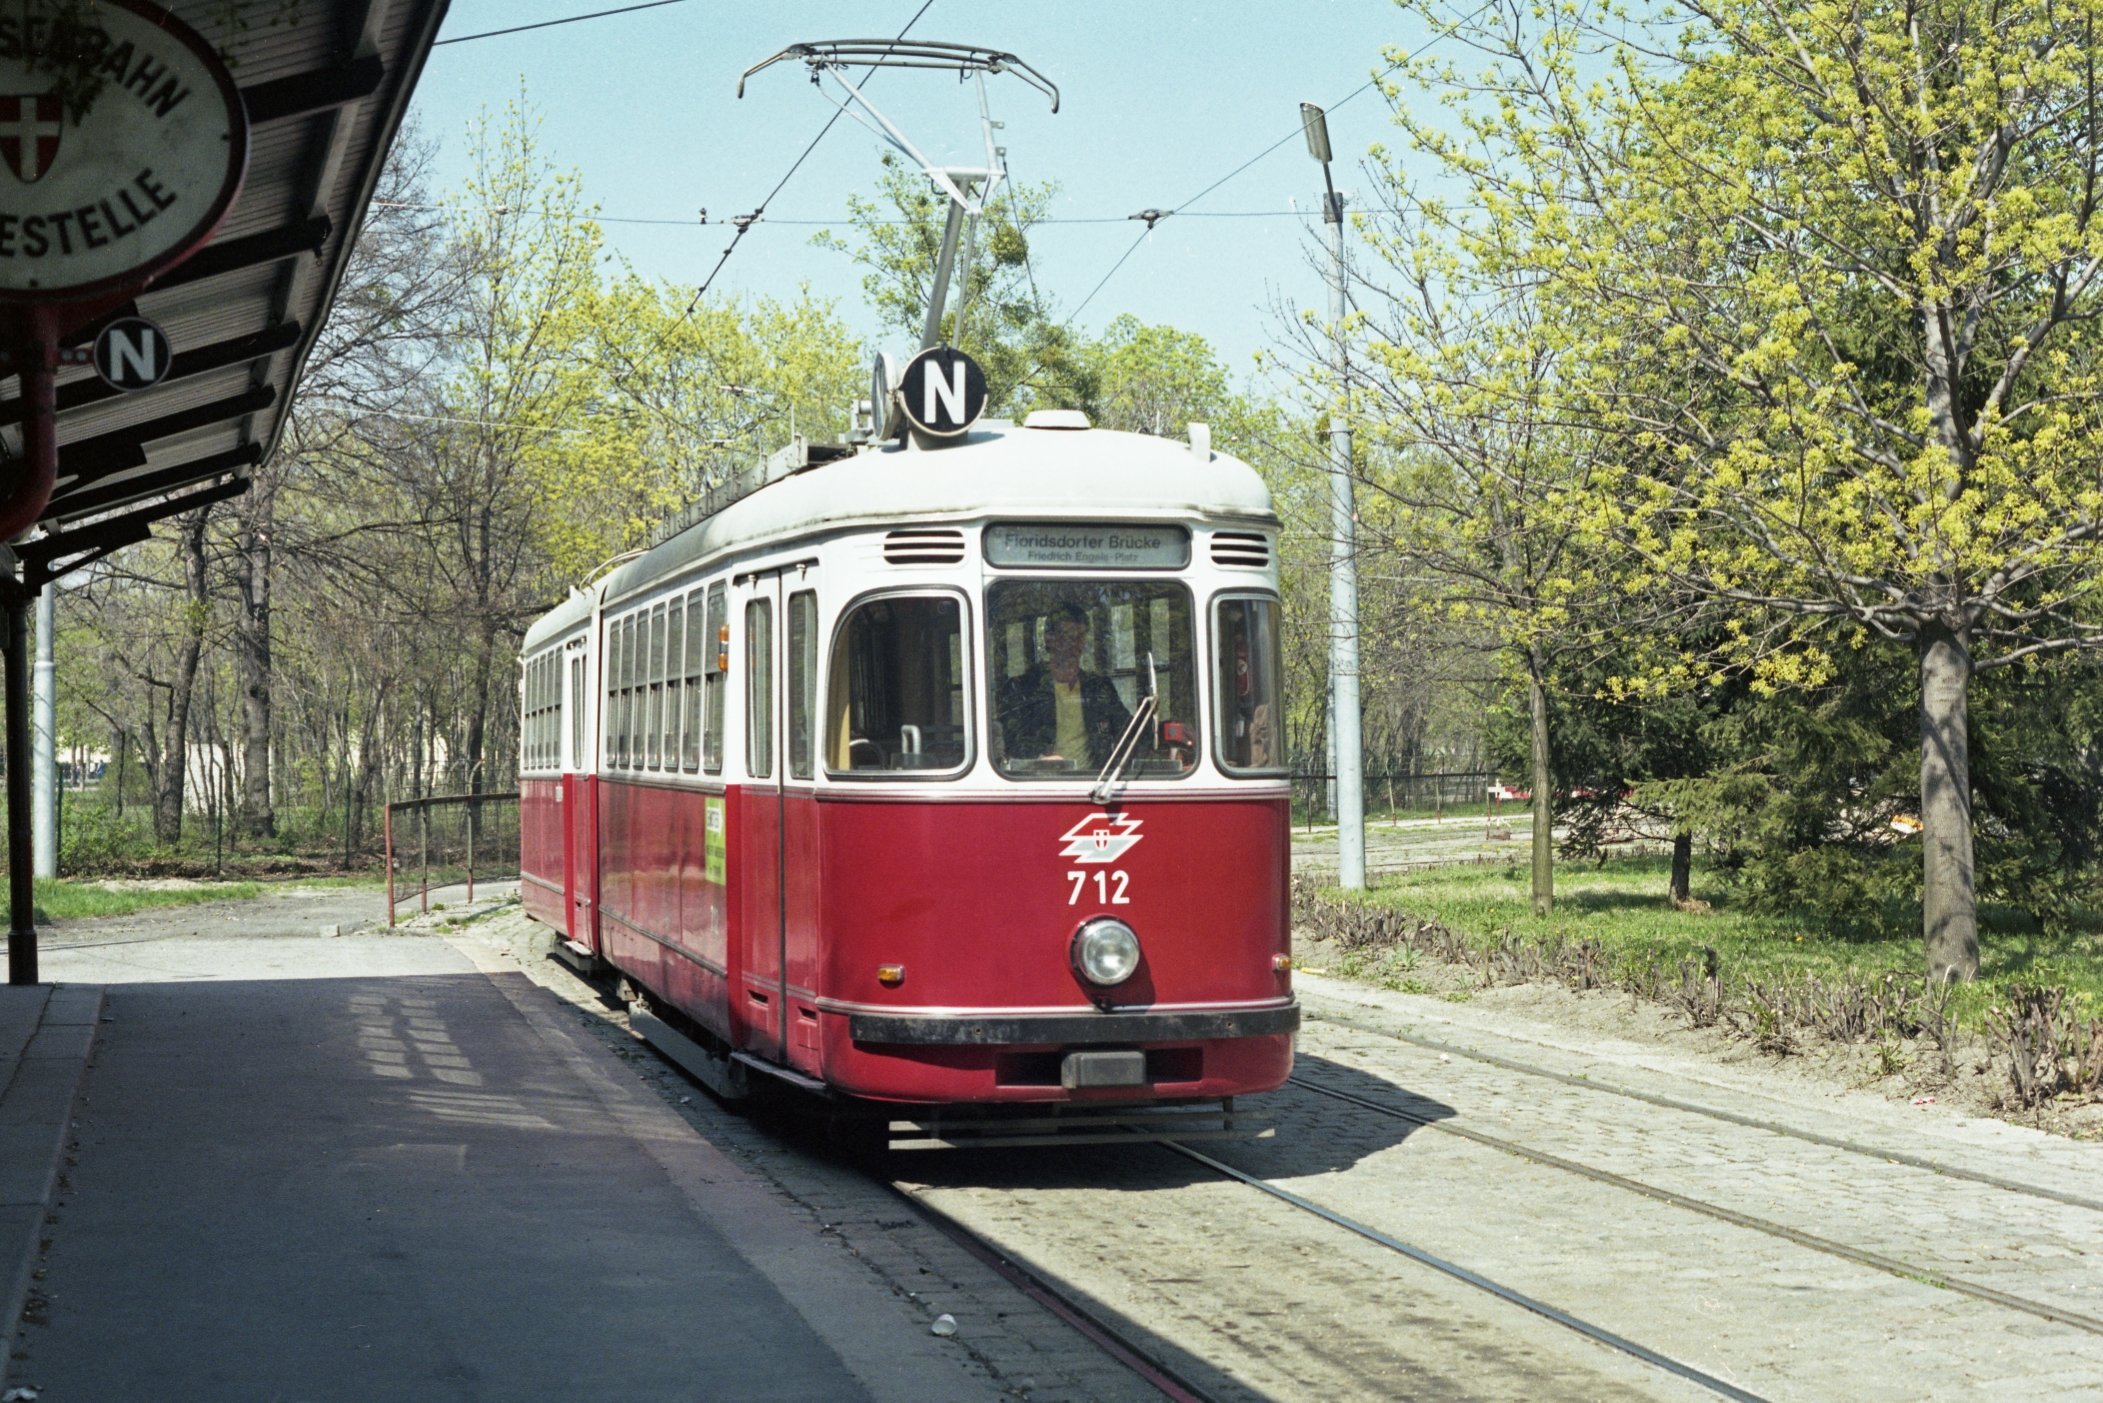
[0,887,993,1402]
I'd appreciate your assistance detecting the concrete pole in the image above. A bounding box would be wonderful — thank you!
[1325,188,1366,890]
[32,580,54,878]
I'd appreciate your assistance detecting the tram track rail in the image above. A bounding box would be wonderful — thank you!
[1158,1139,1774,1403]
[1308,1008,2103,1214]
[1285,1073,2103,1337]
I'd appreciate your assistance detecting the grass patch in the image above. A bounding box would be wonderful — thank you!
[33,879,262,922]
[1343,855,2103,1027]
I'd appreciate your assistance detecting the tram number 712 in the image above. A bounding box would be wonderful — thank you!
[1067,869,1132,905]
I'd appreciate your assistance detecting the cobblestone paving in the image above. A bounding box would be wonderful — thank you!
[471,908,2103,1402]
[1271,982,2103,1401]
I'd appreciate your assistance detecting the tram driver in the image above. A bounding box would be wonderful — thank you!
[995,603,1133,770]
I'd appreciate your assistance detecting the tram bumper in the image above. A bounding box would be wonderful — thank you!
[844,1001,1299,1046]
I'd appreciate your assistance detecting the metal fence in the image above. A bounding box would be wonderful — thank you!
[385,793,520,925]
[1288,770,1501,821]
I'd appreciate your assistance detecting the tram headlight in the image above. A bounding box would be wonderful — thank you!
[1072,918,1142,986]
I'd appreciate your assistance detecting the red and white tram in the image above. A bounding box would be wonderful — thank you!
[517,373,1296,1142]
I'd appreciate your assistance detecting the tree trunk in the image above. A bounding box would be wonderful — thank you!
[1669,829,1693,906]
[1527,648,1553,917]
[1919,619,1978,981]
[152,508,212,845]
[232,485,275,837]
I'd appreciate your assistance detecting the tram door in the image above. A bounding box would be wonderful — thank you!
[735,567,822,1070]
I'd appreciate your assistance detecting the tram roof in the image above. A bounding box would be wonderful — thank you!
[620,424,1276,605]
[9,0,449,589]
[524,423,1279,651]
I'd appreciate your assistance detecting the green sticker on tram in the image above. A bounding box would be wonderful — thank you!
[704,797,726,885]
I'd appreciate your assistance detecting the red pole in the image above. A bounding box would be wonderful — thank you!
[385,803,395,927]
[0,308,60,544]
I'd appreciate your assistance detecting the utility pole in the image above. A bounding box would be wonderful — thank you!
[32,581,54,879]
[1303,102,1364,890]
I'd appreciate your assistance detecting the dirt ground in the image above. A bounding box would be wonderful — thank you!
[1292,930,2103,1142]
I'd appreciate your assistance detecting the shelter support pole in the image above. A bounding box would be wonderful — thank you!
[7,585,36,985]
[6,313,59,985]
[32,580,54,878]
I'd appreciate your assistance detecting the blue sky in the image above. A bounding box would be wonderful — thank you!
[411,1,1438,385]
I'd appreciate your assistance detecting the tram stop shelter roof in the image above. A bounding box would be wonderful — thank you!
[3,0,451,590]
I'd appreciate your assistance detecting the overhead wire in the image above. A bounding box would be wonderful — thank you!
[637,0,937,362]
[371,201,1325,227]
[1061,4,1493,325]
[433,0,691,47]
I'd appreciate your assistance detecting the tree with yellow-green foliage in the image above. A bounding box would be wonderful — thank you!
[1387,0,2103,978]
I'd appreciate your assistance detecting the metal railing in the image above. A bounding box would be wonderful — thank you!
[1288,770,1499,822]
[385,792,520,925]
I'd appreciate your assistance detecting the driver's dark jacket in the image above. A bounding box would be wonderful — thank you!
[995,665,1133,764]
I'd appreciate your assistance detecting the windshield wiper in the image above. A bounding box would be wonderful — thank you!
[1091,652,1158,803]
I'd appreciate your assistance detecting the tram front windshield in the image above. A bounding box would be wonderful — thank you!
[988,580,1198,779]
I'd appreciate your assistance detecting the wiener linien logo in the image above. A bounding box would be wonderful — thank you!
[1058,812,1142,864]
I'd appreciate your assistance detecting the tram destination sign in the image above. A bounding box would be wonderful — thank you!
[984,522,1190,570]
[0,0,248,302]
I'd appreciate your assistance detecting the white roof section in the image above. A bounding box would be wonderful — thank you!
[598,424,1278,613]
[522,582,601,653]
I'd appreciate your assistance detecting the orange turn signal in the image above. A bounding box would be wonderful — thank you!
[1272,954,1293,972]
[877,964,906,988]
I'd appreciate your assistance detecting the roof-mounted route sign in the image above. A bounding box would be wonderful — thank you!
[0,0,249,302]
[899,346,987,439]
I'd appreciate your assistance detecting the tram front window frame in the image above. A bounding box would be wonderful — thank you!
[824,588,973,780]
[985,578,1200,782]
[1212,591,1287,776]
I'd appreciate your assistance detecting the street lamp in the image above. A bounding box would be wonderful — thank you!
[1301,100,1364,891]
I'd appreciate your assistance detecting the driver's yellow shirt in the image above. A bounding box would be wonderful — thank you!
[1053,679,1089,764]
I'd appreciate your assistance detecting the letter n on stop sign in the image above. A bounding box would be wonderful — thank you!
[900,346,988,438]
[93,317,173,392]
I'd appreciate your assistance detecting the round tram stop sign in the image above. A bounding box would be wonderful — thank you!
[0,0,248,306]
[898,346,988,439]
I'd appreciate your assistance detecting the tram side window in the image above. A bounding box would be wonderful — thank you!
[644,604,664,769]
[987,581,1198,780]
[536,656,549,769]
[620,613,639,767]
[788,591,818,780]
[702,585,727,773]
[533,656,547,769]
[538,654,553,768]
[604,624,622,769]
[826,595,968,775]
[1215,596,1285,774]
[570,654,586,768]
[747,597,774,777]
[680,590,704,772]
[549,654,560,766]
[664,598,685,769]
